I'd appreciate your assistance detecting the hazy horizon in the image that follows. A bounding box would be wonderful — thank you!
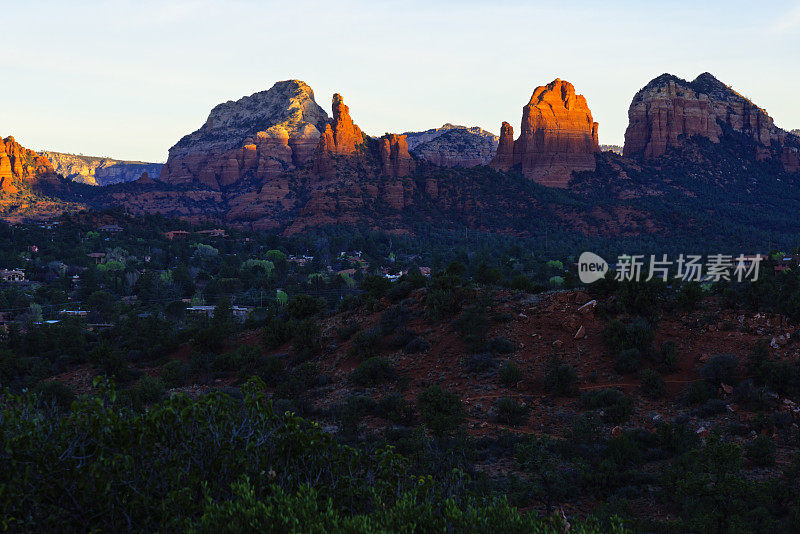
[1,0,799,162]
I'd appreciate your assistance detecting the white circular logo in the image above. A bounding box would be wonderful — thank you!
[578,251,608,284]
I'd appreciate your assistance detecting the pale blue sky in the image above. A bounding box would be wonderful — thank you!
[1,0,799,162]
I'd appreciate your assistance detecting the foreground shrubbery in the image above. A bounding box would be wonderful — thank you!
[0,380,623,533]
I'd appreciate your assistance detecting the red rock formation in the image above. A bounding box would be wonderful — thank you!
[1,135,55,195]
[490,79,598,187]
[159,80,329,189]
[379,134,414,177]
[314,93,364,176]
[624,73,800,173]
[490,122,514,171]
[322,94,363,154]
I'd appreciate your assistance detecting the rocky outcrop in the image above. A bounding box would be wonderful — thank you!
[1,135,55,195]
[623,72,800,172]
[490,122,515,171]
[159,80,329,189]
[319,94,363,155]
[403,124,498,167]
[42,151,162,186]
[490,79,599,187]
[379,134,414,177]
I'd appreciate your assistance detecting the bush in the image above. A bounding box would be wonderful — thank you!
[614,349,641,375]
[375,393,412,424]
[287,295,324,319]
[602,318,654,356]
[404,336,430,354]
[544,358,579,396]
[416,386,464,436]
[348,328,382,360]
[160,360,188,388]
[661,340,679,372]
[697,398,728,417]
[686,381,715,405]
[495,397,529,427]
[351,357,395,386]
[292,319,322,360]
[700,354,738,386]
[453,304,490,352]
[378,305,408,335]
[33,380,75,410]
[137,374,166,404]
[582,389,633,425]
[746,435,776,466]
[464,354,498,374]
[263,318,292,349]
[641,368,666,398]
[499,361,523,388]
[486,336,515,354]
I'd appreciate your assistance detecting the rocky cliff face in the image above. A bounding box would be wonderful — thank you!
[403,124,498,167]
[1,135,55,195]
[623,73,800,172]
[42,152,162,186]
[490,79,599,188]
[378,134,414,178]
[319,93,363,155]
[159,80,330,189]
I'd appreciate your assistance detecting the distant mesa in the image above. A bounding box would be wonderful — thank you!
[490,79,599,188]
[403,124,498,167]
[623,72,800,173]
[42,151,162,186]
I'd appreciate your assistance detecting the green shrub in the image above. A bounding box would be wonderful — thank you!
[499,361,523,388]
[686,381,715,405]
[495,397,529,427]
[661,340,679,372]
[614,349,641,375]
[160,360,188,388]
[641,368,666,399]
[375,393,412,424]
[287,294,324,319]
[292,318,322,360]
[746,435,776,466]
[544,357,579,396]
[350,357,395,386]
[32,380,75,410]
[348,328,382,360]
[263,318,292,349]
[416,386,464,436]
[453,304,490,352]
[701,354,738,386]
[486,336,515,354]
[603,318,654,356]
[582,389,633,425]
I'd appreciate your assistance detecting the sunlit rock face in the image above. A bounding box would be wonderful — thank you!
[1,135,55,195]
[159,80,330,189]
[624,72,800,172]
[490,79,599,188]
[403,124,498,168]
[42,152,162,186]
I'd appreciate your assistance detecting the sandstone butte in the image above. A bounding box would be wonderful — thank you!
[159,80,414,190]
[490,79,599,188]
[0,135,55,196]
[623,72,800,173]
